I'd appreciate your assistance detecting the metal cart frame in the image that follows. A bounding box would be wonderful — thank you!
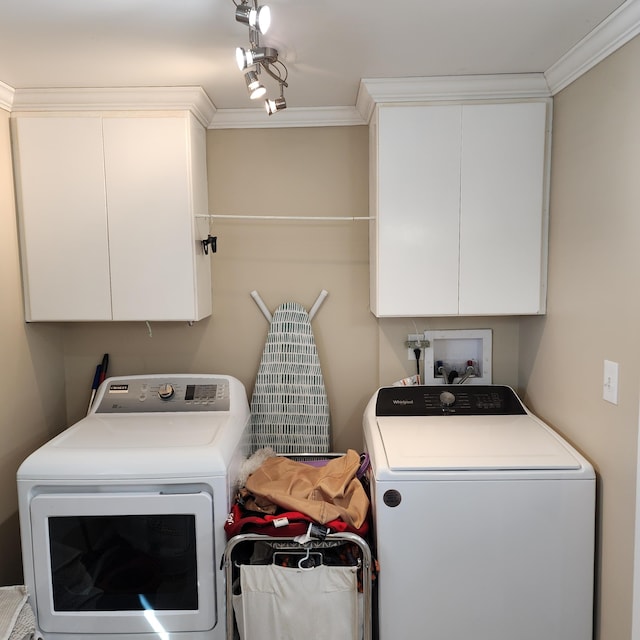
[223,531,373,640]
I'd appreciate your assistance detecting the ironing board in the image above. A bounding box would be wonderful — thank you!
[249,295,330,454]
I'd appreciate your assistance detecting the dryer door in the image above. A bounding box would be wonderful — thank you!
[29,491,215,634]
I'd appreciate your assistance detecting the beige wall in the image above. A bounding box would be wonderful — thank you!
[61,126,522,452]
[0,109,66,584]
[59,123,525,450]
[378,316,521,391]
[63,126,379,451]
[519,35,640,640]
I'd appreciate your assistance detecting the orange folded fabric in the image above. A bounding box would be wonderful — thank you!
[244,450,369,528]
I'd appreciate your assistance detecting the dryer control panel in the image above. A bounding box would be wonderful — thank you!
[94,375,231,413]
[375,385,526,416]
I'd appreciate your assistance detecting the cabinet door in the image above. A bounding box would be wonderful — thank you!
[459,102,547,314]
[188,116,213,320]
[13,116,112,321]
[103,116,199,321]
[374,105,462,316]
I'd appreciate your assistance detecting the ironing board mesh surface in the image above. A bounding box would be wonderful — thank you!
[250,301,330,454]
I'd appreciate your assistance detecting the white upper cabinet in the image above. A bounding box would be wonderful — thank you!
[370,100,550,317]
[12,116,113,321]
[12,112,212,322]
[458,103,548,315]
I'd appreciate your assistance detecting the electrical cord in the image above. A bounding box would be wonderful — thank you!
[413,347,421,383]
[406,336,428,385]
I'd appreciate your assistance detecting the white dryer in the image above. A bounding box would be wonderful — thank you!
[17,374,250,640]
[363,385,595,640]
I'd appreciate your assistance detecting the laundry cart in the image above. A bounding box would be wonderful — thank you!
[223,450,373,640]
[223,532,372,640]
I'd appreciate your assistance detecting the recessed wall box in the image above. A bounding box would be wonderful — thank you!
[423,329,492,385]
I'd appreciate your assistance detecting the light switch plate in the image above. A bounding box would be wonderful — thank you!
[603,360,619,405]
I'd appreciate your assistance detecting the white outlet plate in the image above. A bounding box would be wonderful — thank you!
[603,359,619,405]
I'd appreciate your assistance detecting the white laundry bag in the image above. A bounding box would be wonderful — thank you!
[233,564,359,640]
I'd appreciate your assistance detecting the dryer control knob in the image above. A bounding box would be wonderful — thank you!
[158,383,175,400]
[440,391,455,407]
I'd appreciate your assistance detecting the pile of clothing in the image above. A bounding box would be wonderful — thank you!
[225,449,370,539]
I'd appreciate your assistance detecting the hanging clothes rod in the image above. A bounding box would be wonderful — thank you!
[196,214,372,222]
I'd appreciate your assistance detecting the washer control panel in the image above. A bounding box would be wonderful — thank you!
[375,385,526,416]
[95,376,231,413]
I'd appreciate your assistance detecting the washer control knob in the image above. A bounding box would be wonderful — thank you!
[383,489,402,508]
[158,383,175,400]
[440,391,456,407]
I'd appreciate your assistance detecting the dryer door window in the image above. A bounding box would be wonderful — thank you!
[30,491,215,634]
[48,513,198,611]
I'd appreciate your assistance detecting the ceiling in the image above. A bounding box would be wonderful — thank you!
[0,0,631,115]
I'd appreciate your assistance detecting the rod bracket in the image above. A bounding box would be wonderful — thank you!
[202,235,217,255]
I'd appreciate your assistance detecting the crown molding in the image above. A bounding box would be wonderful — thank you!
[545,0,640,94]
[10,86,216,127]
[208,105,366,129]
[356,74,551,123]
[0,80,14,112]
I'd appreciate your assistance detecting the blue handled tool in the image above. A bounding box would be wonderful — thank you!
[87,364,102,414]
[98,353,109,384]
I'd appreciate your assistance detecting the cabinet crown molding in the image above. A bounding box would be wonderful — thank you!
[0,79,14,112]
[10,86,216,128]
[356,74,551,123]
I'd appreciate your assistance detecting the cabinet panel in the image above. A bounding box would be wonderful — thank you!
[374,105,461,316]
[13,117,112,321]
[371,101,549,317]
[103,117,200,321]
[13,113,211,322]
[459,103,547,314]
[188,117,214,320]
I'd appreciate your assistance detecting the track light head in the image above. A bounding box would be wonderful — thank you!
[244,70,267,99]
[265,95,286,115]
[235,46,278,71]
[235,2,271,35]
[232,0,287,112]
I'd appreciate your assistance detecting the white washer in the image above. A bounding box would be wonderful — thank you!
[363,385,595,640]
[17,374,250,640]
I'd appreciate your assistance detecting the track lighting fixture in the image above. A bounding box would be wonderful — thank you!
[235,46,278,72]
[235,2,271,35]
[265,94,286,115]
[232,0,289,114]
[244,70,266,99]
